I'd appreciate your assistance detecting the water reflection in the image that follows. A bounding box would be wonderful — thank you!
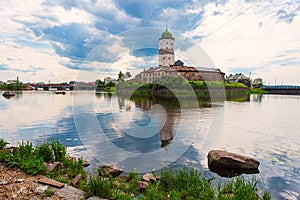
[1,91,300,199]
[130,96,180,148]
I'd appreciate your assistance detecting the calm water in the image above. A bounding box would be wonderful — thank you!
[1,90,300,199]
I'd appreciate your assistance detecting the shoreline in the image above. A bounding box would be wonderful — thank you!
[0,138,271,199]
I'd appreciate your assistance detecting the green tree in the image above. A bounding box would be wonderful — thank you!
[252,78,263,88]
[125,71,132,79]
[118,71,125,82]
[118,71,131,82]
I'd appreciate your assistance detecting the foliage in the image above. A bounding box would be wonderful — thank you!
[224,82,248,89]
[3,141,47,175]
[217,176,264,200]
[156,168,215,199]
[0,138,86,179]
[83,168,270,200]
[252,78,263,88]
[44,188,55,197]
[0,80,26,90]
[49,138,66,162]
[248,88,267,94]
[118,71,132,82]
[103,86,115,92]
[0,138,271,199]
[34,142,54,163]
[0,138,9,149]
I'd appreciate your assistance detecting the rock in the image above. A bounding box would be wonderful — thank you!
[0,180,8,185]
[98,164,123,177]
[45,162,62,172]
[54,184,86,200]
[83,160,90,167]
[71,174,82,187]
[208,165,259,178]
[38,177,65,188]
[16,179,25,183]
[142,173,157,182]
[135,181,148,190]
[208,150,260,170]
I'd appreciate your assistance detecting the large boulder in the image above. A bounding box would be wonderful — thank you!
[208,150,260,170]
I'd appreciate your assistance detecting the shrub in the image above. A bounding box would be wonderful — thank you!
[18,141,33,158]
[49,138,66,162]
[35,142,54,163]
[19,156,46,175]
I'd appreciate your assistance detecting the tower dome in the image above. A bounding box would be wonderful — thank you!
[159,27,175,67]
[160,28,173,39]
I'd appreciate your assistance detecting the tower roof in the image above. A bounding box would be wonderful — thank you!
[160,28,173,39]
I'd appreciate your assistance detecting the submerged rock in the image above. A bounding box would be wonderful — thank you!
[208,150,260,175]
[208,165,259,178]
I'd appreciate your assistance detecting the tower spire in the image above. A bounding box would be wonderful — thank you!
[166,20,168,31]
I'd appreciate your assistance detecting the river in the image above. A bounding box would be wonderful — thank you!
[0,90,299,199]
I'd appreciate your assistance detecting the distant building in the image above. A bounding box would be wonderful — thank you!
[226,73,250,86]
[131,28,225,83]
[104,77,112,85]
[159,28,175,67]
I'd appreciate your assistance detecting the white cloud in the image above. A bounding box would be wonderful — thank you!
[185,0,300,84]
[0,41,78,82]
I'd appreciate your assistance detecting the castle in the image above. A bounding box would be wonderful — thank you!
[132,28,225,83]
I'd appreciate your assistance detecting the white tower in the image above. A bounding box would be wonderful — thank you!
[159,28,174,67]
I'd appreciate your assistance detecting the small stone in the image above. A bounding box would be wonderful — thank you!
[82,160,90,167]
[113,180,120,187]
[16,179,25,183]
[135,181,148,190]
[142,173,156,182]
[71,174,82,187]
[45,162,62,172]
[98,164,123,177]
[0,180,8,185]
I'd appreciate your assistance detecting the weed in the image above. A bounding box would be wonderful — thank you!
[44,188,55,197]
[49,138,66,162]
[263,191,271,200]
[18,141,33,158]
[0,138,9,149]
[84,174,113,198]
[34,142,54,163]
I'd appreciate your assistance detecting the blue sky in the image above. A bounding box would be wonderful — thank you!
[0,0,299,84]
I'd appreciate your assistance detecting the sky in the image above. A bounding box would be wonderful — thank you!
[0,0,299,84]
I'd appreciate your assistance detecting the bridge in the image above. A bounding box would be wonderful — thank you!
[30,84,73,91]
[261,85,300,95]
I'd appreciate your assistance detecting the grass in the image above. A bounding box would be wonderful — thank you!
[0,138,87,183]
[0,138,271,199]
[83,167,271,200]
[44,187,55,197]
[248,88,267,94]
[0,138,9,149]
